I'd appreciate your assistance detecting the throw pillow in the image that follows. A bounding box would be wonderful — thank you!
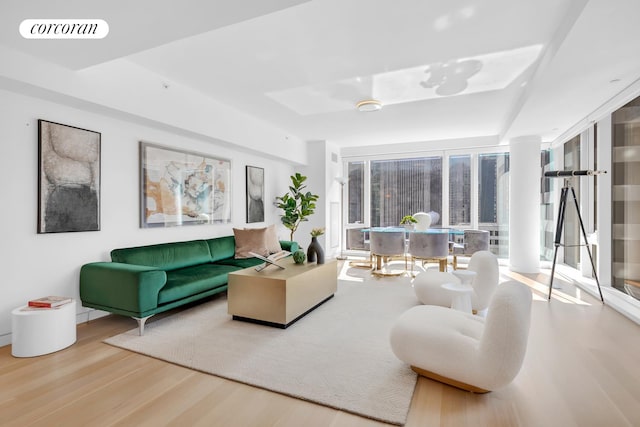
[265,224,282,253]
[233,228,269,259]
[244,225,282,254]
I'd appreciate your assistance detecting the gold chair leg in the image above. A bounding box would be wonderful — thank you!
[371,253,405,277]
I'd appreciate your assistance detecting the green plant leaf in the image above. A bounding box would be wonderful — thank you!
[276,173,320,241]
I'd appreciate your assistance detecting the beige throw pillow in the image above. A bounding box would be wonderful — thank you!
[265,224,282,253]
[233,228,269,259]
[243,225,282,254]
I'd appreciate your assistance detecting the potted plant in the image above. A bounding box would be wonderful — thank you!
[400,215,417,229]
[276,172,320,242]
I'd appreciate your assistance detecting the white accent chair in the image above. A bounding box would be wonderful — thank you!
[413,250,498,312]
[390,280,532,393]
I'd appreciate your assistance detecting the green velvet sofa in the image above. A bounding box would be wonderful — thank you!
[79,236,299,334]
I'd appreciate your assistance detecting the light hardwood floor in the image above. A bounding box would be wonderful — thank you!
[2,263,640,427]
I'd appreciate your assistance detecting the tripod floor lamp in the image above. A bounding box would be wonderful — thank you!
[545,170,605,303]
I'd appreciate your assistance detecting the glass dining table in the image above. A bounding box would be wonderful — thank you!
[362,227,464,236]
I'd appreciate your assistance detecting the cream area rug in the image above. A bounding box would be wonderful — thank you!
[105,266,419,425]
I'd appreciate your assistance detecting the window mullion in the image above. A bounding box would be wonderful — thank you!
[471,153,479,229]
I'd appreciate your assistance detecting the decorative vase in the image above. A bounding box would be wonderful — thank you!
[307,236,325,264]
[403,223,415,232]
[293,250,306,264]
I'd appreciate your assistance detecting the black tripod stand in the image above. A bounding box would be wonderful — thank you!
[548,178,604,303]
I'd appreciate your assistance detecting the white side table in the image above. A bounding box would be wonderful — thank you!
[441,283,473,314]
[452,269,476,285]
[11,300,77,357]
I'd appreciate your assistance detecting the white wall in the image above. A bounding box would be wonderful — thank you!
[0,89,296,346]
[298,141,341,257]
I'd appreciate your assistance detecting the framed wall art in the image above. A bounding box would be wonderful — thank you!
[38,120,101,233]
[140,142,231,227]
[246,165,264,223]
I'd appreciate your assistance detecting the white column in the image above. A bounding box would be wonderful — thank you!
[509,135,541,273]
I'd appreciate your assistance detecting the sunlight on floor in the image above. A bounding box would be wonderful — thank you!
[338,260,365,282]
[501,269,591,306]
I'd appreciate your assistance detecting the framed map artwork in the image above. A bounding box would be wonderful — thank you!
[38,120,101,233]
[140,142,231,227]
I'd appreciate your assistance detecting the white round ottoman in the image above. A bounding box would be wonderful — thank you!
[11,300,77,357]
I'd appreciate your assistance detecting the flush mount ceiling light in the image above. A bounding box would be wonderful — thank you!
[356,99,383,112]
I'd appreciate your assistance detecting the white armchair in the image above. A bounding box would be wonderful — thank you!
[413,250,499,312]
[390,280,532,393]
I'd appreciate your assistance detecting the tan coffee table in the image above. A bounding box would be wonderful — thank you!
[228,257,337,328]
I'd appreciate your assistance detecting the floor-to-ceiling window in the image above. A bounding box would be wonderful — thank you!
[343,148,509,257]
[478,153,509,257]
[563,136,581,269]
[449,155,471,227]
[370,157,442,227]
[612,96,640,298]
[541,149,555,260]
[345,161,366,250]
[347,161,364,224]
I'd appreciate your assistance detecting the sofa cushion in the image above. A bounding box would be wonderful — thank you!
[111,240,212,271]
[215,256,264,269]
[205,235,236,262]
[159,263,238,304]
[233,227,269,258]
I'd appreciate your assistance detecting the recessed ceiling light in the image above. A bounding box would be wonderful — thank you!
[356,99,383,112]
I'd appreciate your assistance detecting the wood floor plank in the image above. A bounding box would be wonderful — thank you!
[1,263,640,426]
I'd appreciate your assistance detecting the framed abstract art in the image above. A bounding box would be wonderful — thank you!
[139,142,231,227]
[38,120,101,233]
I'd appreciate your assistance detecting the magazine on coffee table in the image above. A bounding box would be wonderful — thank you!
[250,251,289,271]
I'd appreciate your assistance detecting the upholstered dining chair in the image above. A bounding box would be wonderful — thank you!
[347,227,373,269]
[452,229,490,269]
[408,231,449,274]
[427,211,440,226]
[369,230,406,276]
[390,280,532,393]
[413,250,499,312]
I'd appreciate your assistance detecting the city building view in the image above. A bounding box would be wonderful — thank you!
[345,152,510,257]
